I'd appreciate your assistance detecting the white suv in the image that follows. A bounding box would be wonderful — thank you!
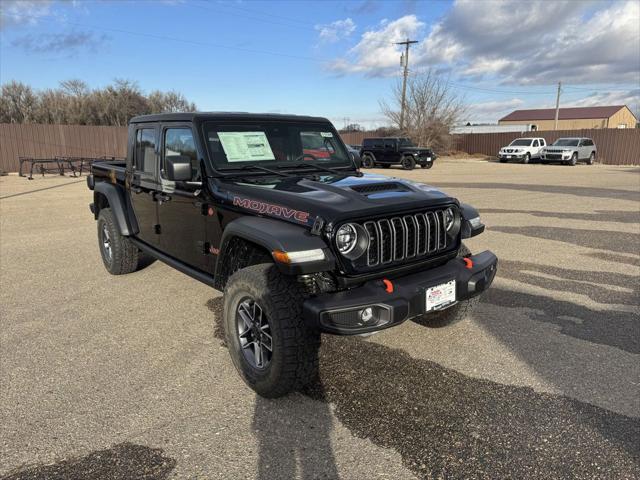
[498,137,546,164]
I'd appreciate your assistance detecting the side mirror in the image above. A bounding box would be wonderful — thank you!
[165,155,192,182]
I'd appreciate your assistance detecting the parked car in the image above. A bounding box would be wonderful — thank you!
[360,137,437,170]
[87,112,496,398]
[497,137,546,163]
[540,138,597,166]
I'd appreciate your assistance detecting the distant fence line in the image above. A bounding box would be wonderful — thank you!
[0,124,127,173]
[1,124,638,172]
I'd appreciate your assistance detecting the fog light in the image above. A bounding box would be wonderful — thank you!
[360,307,374,323]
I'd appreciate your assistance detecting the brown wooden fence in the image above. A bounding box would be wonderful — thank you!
[1,124,638,172]
[0,124,128,173]
[451,128,640,165]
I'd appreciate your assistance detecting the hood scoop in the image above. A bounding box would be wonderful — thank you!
[350,182,410,195]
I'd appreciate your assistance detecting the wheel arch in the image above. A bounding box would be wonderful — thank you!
[214,216,334,289]
[93,182,137,236]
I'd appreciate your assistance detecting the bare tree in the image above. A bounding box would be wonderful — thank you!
[0,79,198,126]
[148,90,197,114]
[0,81,39,123]
[379,70,466,152]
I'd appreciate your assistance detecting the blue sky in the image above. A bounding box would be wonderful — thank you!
[1,0,639,127]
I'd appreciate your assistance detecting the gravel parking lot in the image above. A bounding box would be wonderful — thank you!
[1,159,639,479]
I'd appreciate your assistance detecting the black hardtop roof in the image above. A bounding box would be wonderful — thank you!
[130,112,331,124]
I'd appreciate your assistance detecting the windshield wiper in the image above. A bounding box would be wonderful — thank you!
[286,163,359,177]
[217,164,292,178]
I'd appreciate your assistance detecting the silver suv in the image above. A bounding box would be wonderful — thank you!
[540,137,597,166]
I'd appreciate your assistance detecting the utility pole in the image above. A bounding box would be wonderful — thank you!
[554,81,562,130]
[396,38,418,132]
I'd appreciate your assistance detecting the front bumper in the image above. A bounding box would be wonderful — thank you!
[303,250,498,335]
[498,153,524,160]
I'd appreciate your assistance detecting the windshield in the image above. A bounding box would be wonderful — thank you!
[552,138,579,146]
[399,138,414,147]
[509,139,532,146]
[203,121,351,169]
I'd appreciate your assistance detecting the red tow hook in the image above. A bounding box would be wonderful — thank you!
[463,257,474,269]
[382,278,394,293]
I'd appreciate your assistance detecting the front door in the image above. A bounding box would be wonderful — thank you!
[157,125,208,270]
[130,125,160,247]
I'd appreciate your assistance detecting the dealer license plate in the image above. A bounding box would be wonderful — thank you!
[426,280,456,311]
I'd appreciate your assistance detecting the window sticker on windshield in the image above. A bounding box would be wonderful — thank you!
[217,132,275,162]
[320,132,333,138]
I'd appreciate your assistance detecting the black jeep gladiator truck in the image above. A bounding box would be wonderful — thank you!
[360,137,437,170]
[88,113,496,398]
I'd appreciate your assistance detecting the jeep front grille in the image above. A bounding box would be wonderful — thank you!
[362,208,450,267]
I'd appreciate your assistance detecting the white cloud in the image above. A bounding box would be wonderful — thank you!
[327,15,425,76]
[315,18,356,43]
[466,98,525,122]
[0,0,52,30]
[327,0,640,85]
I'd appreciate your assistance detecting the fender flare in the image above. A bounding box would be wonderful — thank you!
[217,216,335,276]
[93,182,136,236]
[460,203,485,239]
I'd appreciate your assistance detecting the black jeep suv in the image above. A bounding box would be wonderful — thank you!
[87,112,496,398]
[360,137,437,170]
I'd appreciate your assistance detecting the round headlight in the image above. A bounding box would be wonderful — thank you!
[444,207,455,231]
[335,223,369,260]
[336,223,358,254]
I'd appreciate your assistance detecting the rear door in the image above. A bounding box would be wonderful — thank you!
[130,124,161,247]
[156,124,208,270]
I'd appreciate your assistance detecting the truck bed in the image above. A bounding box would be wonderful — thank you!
[91,160,127,183]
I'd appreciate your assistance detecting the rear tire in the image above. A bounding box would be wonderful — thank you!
[401,155,416,170]
[586,152,595,165]
[418,244,478,328]
[361,154,375,169]
[97,208,140,275]
[223,264,320,398]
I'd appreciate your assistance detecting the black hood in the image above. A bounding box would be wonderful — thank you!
[211,173,455,228]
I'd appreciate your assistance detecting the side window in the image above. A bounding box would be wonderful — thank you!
[532,140,539,147]
[385,141,395,149]
[164,128,199,181]
[585,139,593,146]
[540,138,546,146]
[135,128,156,174]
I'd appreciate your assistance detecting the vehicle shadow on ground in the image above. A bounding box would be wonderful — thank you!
[206,298,640,479]
[434,182,638,201]
[0,443,176,480]
[207,298,339,480]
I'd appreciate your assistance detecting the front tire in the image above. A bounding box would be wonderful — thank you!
[401,155,416,170]
[361,154,375,169]
[566,152,578,166]
[499,158,508,163]
[418,244,478,328]
[223,264,320,398]
[522,153,531,164]
[97,208,140,275]
[421,161,433,169]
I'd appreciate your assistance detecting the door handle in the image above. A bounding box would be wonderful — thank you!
[154,192,171,204]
